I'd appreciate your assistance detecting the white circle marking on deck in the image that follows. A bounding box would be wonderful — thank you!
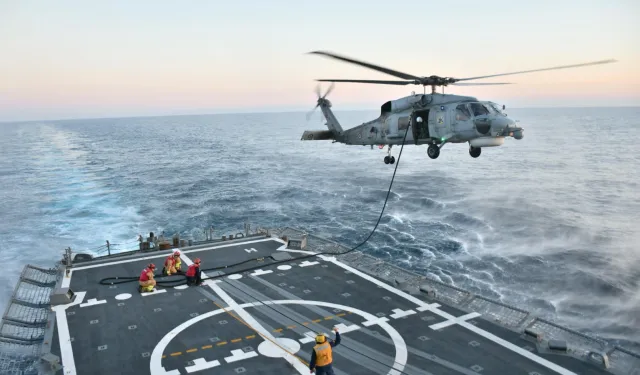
[277,265,292,270]
[258,338,301,358]
[115,293,132,300]
[174,285,189,290]
[149,300,406,375]
[228,274,243,280]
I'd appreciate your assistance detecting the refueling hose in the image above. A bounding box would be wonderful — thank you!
[99,126,410,287]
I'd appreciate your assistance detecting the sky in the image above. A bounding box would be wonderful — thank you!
[1,0,639,122]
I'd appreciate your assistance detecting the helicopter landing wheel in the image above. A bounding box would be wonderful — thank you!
[427,144,440,159]
[389,156,395,164]
[469,146,481,158]
[384,156,390,164]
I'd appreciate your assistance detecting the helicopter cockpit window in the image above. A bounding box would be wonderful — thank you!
[455,104,471,121]
[486,102,503,114]
[469,102,490,117]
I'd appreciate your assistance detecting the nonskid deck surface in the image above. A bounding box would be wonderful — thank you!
[51,237,613,375]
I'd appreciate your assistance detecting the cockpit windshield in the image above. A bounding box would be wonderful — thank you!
[468,102,490,117]
[486,102,504,115]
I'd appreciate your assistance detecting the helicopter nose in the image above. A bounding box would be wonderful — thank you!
[491,116,512,134]
[496,116,523,139]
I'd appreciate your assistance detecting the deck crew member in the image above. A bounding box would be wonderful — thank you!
[309,327,340,374]
[163,250,182,275]
[138,263,157,292]
[186,258,203,286]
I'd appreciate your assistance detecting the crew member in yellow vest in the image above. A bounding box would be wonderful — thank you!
[162,250,182,275]
[309,327,340,374]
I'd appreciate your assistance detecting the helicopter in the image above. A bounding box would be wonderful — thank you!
[302,51,617,164]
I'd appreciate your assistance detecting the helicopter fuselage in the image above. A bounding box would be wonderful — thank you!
[338,93,523,148]
[301,91,525,161]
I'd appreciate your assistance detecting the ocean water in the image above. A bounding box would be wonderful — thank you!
[1,107,639,348]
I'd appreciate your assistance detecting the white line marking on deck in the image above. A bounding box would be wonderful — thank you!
[224,348,258,363]
[79,298,107,308]
[250,269,273,276]
[299,331,320,344]
[333,322,360,334]
[416,303,441,312]
[298,261,319,267]
[71,238,275,270]
[429,312,481,330]
[389,308,416,319]
[141,289,166,297]
[280,248,318,255]
[61,270,73,288]
[244,248,258,253]
[185,358,220,373]
[182,254,309,374]
[52,291,86,375]
[361,317,390,327]
[324,257,579,375]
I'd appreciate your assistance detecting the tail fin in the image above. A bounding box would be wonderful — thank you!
[306,83,343,136]
[319,100,343,135]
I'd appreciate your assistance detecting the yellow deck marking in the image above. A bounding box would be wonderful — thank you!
[245,335,256,339]
[231,338,242,343]
[217,341,227,346]
[170,352,182,357]
[186,348,198,353]
[201,345,213,349]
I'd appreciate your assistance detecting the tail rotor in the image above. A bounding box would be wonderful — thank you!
[306,82,335,121]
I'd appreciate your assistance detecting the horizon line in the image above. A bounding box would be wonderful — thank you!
[1,104,639,124]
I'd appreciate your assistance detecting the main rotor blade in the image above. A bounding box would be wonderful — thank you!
[316,79,413,85]
[455,59,618,82]
[309,51,420,80]
[451,82,513,86]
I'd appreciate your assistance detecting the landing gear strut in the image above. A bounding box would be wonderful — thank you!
[427,144,440,159]
[383,145,395,164]
[469,146,481,158]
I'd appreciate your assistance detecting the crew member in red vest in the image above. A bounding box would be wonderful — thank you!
[186,258,203,286]
[309,327,340,374]
[138,263,157,292]
[163,250,182,276]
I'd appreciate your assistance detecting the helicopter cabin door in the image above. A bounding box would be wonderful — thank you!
[432,105,451,140]
[451,103,474,139]
[411,109,430,144]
